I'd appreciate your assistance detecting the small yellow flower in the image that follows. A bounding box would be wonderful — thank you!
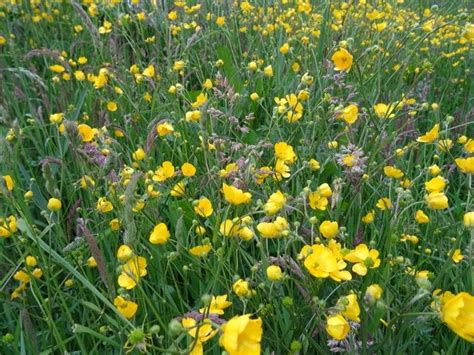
[450,249,463,263]
[331,48,353,71]
[319,220,339,239]
[49,113,64,124]
[132,148,146,161]
[464,212,474,228]
[219,314,262,355]
[47,198,62,211]
[96,197,113,213]
[156,122,174,137]
[3,175,14,191]
[222,183,252,205]
[417,124,439,143]
[149,223,170,244]
[440,291,474,342]
[194,197,213,217]
[326,314,350,340]
[77,124,95,142]
[263,190,286,216]
[107,101,118,112]
[266,265,283,281]
[415,210,430,224]
[232,279,250,297]
[25,256,37,267]
[87,257,97,268]
[376,197,392,210]
[263,65,273,77]
[337,104,358,124]
[425,192,449,210]
[181,162,196,177]
[114,296,138,319]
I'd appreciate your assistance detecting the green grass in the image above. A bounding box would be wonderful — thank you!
[0,0,473,354]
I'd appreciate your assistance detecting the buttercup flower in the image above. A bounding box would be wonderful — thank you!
[220,314,262,355]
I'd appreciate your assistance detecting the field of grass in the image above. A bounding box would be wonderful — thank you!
[0,0,473,353]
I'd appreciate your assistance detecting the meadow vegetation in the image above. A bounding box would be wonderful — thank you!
[0,0,473,353]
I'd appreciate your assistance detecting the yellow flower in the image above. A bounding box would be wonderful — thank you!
[114,296,138,319]
[153,161,175,182]
[428,164,441,176]
[303,244,352,281]
[319,220,339,239]
[96,197,113,213]
[440,291,474,342]
[87,257,97,268]
[149,223,170,244]
[263,190,286,216]
[257,217,289,238]
[47,198,62,211]
[450,249,464,263]
[107,101,118,112]
[373,103,395,119]
[49,64,65,73]
[263,65,273,77]
[182,162,196,177]
[222,183,252,205]
[331,48,353,71]
[344,244,381,276]
[273,159,291,181]
[219,163,238,178]
[415,210,430,224]
[80,175,95,189]
[337,104,358,124]
[49,113,64,124]
[199,295,232,315]
[308,159,320,171]
[142,64,155,78]
[417,124,439,143]
[250,92,259,101]
[182,317,217,354]
[2,175,14,191]
[110,218,121,231]
[77,124,95,142]
[438,139,453,152]
[326,314,350,340]
[425,176,445,193]
[232,279,250,297]
[455,157,474,174]
[25,256,37,267]
[362,210,375,224]
[274,141,297,163]
[220,219,240,237]
[384,166,404,179]
[117,245,134,263]
[168,10,177,20]
[194,197,213,217]
[156,122,174,137]
[425,192,449,210]
[376,197,392,210]
[191,92,208,109]
[170,181,186,197]
[365,284,383,302]
[464,212,474,228]
[220,314,262,355]
[117,256,147,289]
[186,110,202,122]
[0,216,17,238]
[189,243,212,257]
[266,265,283,281]
[338,294,360,322]
[132,148,146,161]
[279,42,290,54]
